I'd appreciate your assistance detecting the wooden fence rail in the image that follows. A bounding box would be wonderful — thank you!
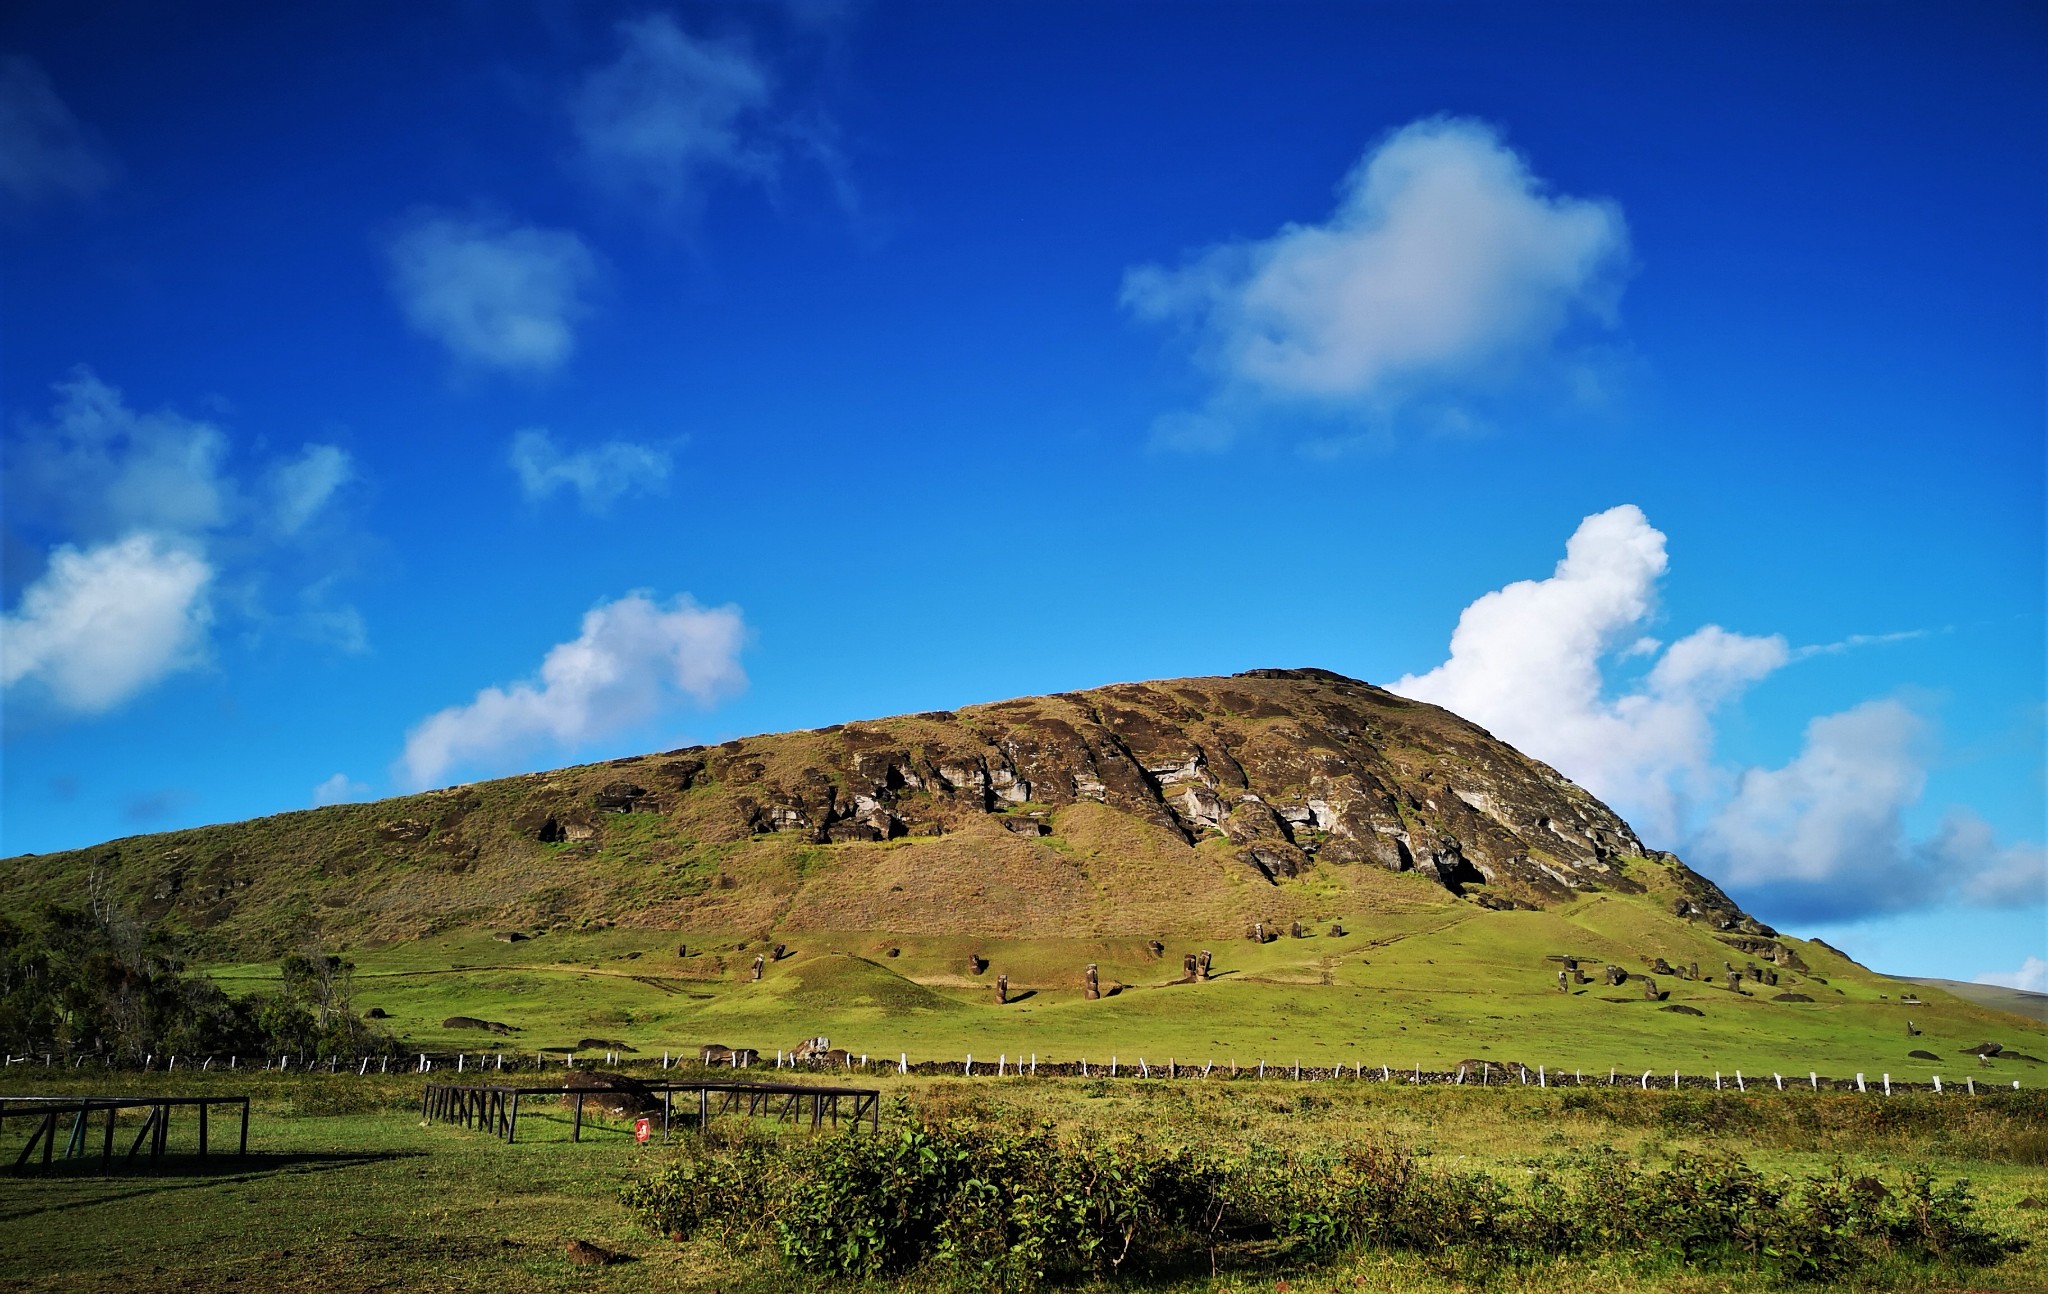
[420,1080,881,1144]
[0,1094,249,1173]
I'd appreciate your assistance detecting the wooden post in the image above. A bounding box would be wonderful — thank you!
[238,1098,249,1155]
[572,1093,584,1142]
[199,1100,209,1157]
[508,1092,520,1143]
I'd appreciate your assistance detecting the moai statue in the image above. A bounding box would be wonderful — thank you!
[1688,961,1700,981]
[676,943,687,959]
[1652,957,1675,975]
[1148,940,1165,958]
[1642,976,1664,1001]
[1557,969,1569,993]
[1197,949,1213,981]
[1573,967,1590,985]
[1183,953,1198,981]
[996,974,1009,1005]
[1727,970,1743,992]
[1252,921,1265,943]
[751,954,765,981]
[1604,965,1627,987]
[969,954,988,975]
[1084,964,1100,1001]
[1562,956,1579,972]
[772,942,787,961]
[1290,921,1305,939]
[1748,965,1763,982]
[1765,969,1779,987]
[1329,923,1346,937]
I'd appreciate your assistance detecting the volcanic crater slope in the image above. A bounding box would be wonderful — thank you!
[3,669,1774,955]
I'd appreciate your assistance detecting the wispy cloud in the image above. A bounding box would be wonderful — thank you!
[386,213,599,374]
[0,56,116,210]
[1977,957,2048,994]
[399,592,747,788]
[1392,504,2044,925]
[571,13,777,215]
[1125,117,1630,449]
[1,369,362,716]
[508,428,673,513]
[312,773,372,807]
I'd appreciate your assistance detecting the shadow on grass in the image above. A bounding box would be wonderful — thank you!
[0,1149,423,1219]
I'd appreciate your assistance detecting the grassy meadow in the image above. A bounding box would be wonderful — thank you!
[1,1065,2043,1293]
[200,902,2048,1082]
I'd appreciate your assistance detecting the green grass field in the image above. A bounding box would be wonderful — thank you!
[2,1066,2043,1292]
[200,902,2048,1083]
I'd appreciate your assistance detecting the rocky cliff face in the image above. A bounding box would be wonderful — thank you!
[3,668,1775,950]
[519,668,1767,928]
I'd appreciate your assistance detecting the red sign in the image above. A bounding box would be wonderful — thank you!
[633,1117,652,1143]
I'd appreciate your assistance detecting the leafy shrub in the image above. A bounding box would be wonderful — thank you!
[622,1114,2024,1290]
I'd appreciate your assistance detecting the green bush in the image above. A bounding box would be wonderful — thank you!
[621,1115,2025,1290]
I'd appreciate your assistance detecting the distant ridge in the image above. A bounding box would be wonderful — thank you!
[3,668,1782,961]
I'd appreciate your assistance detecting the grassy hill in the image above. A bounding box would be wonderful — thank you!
[7,668,2043,1074]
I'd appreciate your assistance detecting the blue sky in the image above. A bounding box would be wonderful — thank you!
[3,2,2042,985]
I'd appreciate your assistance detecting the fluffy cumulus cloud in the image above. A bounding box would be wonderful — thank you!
[571,13,776,212]
[399,593,747,788]
[1,369,357,715]
[1393,505,1786,841]
[0,56,116,209]
[1124,117,1629,444]
[1392,504,2044,925]
[0,534,213,713]
[386,214,598,374]
[509,428,672,513]
[1978,957,2048,995]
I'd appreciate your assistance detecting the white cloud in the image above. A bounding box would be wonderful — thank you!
[3,369,366,715]
[1,534,212,713]
[572,13,776,212]
[1977,957,2048,994]
[1124,117,1628,440]
[0,56,116,209]
[8,367,232,541]
[386,214,598,374]
[266,443,354,535]
[1391,504,1786,841]
[312,773,372,807]
[508,429,672,513]
[399,592,747,788]
[1392,503,2044,926]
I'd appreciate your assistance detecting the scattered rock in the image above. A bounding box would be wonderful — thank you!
[492,930,527,943]
[363,1006,389,1019]
[564,1239,627,1266]
[1908,1049,1941,1061]
[443,1016,516,1034]
[1001,817,1051,837]
[1963,1041,2005,1057]
[575,1038,636,1052]
[1772,992,1814,1003]
[1660,1004,1705,1016]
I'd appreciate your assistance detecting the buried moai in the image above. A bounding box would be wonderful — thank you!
[1651,957,1675,975]
[1642,976,1667,1001]
[996,974,1009,1005]
[1688,961,1700,981]
[1603,964,1628,986]
[1183,953,1199,982]
[1084,964,1101,1001]
[968,954,988,976]
[1290,921,1306,939]
[1148,940,1165,958]
[1557,969,1569,993]
[1197,949,1213,981]
[751,954,765,981]
[1728,971,1744,992]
